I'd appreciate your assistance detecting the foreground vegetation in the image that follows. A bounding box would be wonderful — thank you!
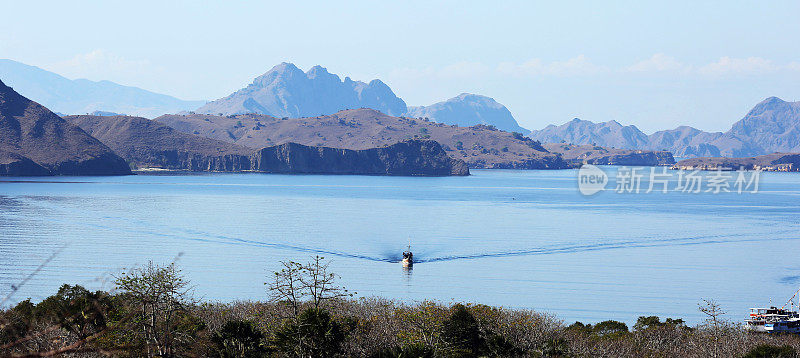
[2,257,799,357]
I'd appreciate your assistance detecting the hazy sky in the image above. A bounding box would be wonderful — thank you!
[2,1,799,133]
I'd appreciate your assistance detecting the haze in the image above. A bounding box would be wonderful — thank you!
[2,0,799,133]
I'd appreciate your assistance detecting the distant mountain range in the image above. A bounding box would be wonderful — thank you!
[0,59,204,118]
[196,62,530,133]
[2,59,530,134]
[5,58,799,160]
[529,97,800,158]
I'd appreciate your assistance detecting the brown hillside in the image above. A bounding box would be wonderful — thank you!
[0,79,131,176]
[157,109,568,169]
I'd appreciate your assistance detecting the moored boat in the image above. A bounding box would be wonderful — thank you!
[745,307,797,332]
[746,288,800,333]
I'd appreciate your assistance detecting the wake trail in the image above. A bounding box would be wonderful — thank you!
[80,217,800,265]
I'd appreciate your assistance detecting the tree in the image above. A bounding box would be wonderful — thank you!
[592,320,628,337]
[266,256,354,357]
[272,308,347,358]
[441,304,485,356]
[268,260,305,317]
[212,320,267,358]
[300,256,353,311]
[698,299,727,358]
[633,316,686,331]
[115,261,200,358]
[267,256,353,315]
[34,284,113,339]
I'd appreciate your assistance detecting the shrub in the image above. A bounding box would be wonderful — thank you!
[271,308,347,357]
[212,320,267,358]
[34,284,113,338]
[368,343,434,358]
[441,304,485,355]
[742,344,797,358]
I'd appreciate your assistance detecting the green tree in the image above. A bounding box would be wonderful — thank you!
[592,320,628,337]
[742,344,797,358]
[441,304,485,356]
[633,315,686,331]
[34,284,113,339]
[212,320,267,358]
[271,307,347,358]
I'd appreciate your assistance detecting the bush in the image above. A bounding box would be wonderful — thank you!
[368,343,434,358]
[271,308,348,357]
[441,304,485,355]
[743,344,797,358]
[212,320,267,358]
[34,284,113,338]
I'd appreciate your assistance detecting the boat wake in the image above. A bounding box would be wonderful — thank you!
[78,217,800,265]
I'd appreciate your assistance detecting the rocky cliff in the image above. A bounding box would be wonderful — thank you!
[0,150,50,176]
[253,140,469,176]
[66,115,253,171]
[0,79,131,176]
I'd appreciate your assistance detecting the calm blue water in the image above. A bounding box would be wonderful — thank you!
[1,169,799,325]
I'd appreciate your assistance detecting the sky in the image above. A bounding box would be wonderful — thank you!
[1,0,799,133]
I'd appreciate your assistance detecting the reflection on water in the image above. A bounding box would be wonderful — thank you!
[1,169,800,324]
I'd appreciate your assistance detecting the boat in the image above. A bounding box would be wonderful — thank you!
[401,245,413,267]
[746,288,800,333]
[765,317,800,334]
[745,307,798,332]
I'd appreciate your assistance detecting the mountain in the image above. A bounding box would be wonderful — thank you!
[0,59,204,118]
[404,93,529,134]
[65,114,467,175]
[529,118,650,149]
[530,97,800,158]
[714,97,800,157]
[647,126,723,157]
[0,79,131,176]
[65,115,253,171]
[196,63,407,117]
[157,108,570,169]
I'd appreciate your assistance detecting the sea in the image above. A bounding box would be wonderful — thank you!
[1,168,799,325]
